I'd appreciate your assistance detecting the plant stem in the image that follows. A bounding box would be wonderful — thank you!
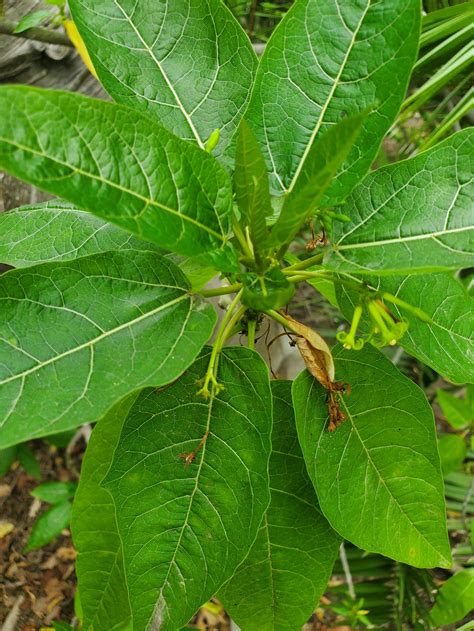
[382,292,432,323]
[199,283,242,298]
[232,217,254,261]
[339,542,356,601]
[264,309,298,335]
[0,19,72,47]
[197,290,243,397]
[208,305,247,391]
[283,251,326,273]
[222,306,247,344]
[247,319,256,350]
[287,270,366,293]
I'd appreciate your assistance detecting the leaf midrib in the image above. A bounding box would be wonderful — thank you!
[112,0,204,148]
[0,292,189,389]
[151,388,214,628]
[287,0,371,192]
[336,224,472,250]
[0,136,225,243]
[262,510,277,627]
[336,393,449,565]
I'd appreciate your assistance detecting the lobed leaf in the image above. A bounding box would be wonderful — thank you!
[0,86,233,261]
[69,0,258,160]
[219,381,340,631]
[72,395,137,631]
[324,129,474,274]
[0,251,215,448]
[293,345,452,568]
[245,0,420,203]
[104,347,272,631]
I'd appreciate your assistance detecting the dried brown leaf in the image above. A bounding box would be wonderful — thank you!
[282,313,335,389]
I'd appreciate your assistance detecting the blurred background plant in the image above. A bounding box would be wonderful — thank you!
[393,0,474,157]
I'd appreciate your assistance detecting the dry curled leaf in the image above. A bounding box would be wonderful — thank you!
[282,313,335,389]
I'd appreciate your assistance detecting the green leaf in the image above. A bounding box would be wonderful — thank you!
[0,200,217,289]
[104,347,272,631]
[430,569,474,626]
[324,129,474,274]
[0,250,216,448]
[171,255,217,292]
[244,0,420,203]
[13,10,52,33]
[17,444,41,479]
[0,446,17,477]
[293,345,451,568]
[24,500,72,552]
[218,381,340,630]
[337,273,474,384]
[234,119,273,260]
[306,276,338,308]
[270,111,368,249]
[242,266,295,311]
[437,389,473,430]
[31,481,77,504]
[69,0,257,161]
[0,86,233,260]
[438,434,467,476]
[0,201,162,268]
[72,395,137,631]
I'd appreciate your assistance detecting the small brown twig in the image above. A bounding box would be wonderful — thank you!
[179,432,209,467]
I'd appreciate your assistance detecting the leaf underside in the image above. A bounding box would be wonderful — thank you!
[293,345,451,568]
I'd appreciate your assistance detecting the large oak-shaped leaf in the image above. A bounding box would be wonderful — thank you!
[72,395,137,631]
[0,201,160,268]
[245,0,420,203]
[0,86,232,260]
[0,251,215,448]
[293,345,451,568]
[336,273,474,384]
[69,0,257,160]
[219,381,340,631]
[324,129,474,274]
[104,348,272,631]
